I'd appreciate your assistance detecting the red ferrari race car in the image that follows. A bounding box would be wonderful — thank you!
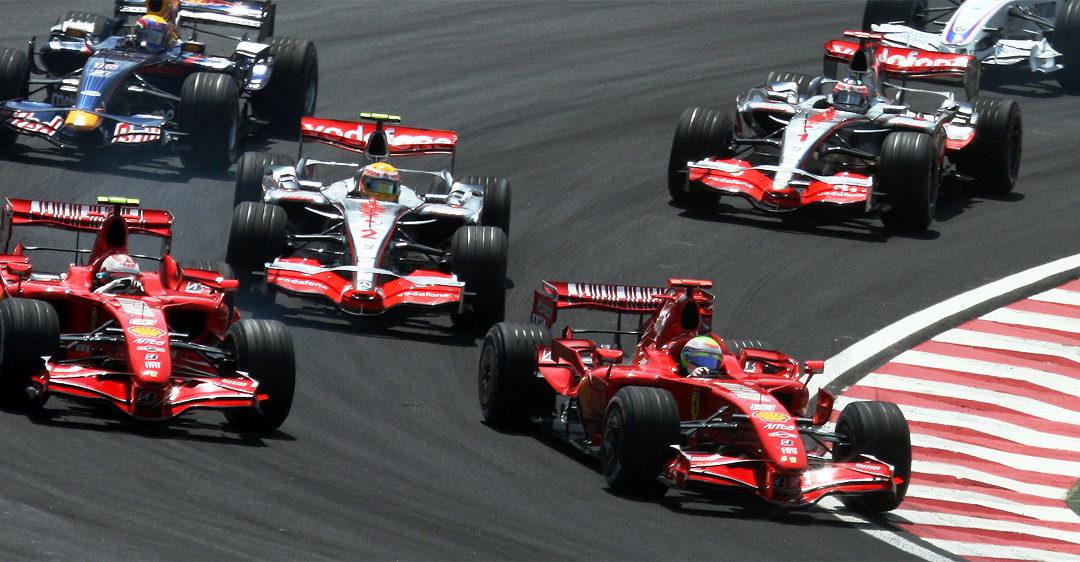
[0,196,294,432]
[669,31,1021,233]
[227,112,509,329]
[479,279,910,512]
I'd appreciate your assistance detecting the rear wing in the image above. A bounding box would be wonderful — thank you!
[301,116,458,159]
[0,198,173,253]
[114,0,275,39]
[531,279,712,326]
[824,31,979,99]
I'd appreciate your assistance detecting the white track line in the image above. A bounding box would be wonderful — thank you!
[817,254,1080,561]
[933,329,1080,364]
[904,485,1079,523]
[812,253,1080,397]
[890,350,1080,395]
[982,308,1080,334]
[891,509,1080,543]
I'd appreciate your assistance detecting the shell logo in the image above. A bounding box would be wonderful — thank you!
[753,410,789,422]
[128,326,165,338]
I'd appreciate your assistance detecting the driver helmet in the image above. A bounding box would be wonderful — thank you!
[830,77,870,113]
[356,162,401,202]
[145,0,179,23]
[680,335,724,373]
[135,15,175,50]
[96,253,141,285]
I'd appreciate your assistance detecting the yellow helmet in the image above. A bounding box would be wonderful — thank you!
[145,0,179,23]
[357,162,402,202]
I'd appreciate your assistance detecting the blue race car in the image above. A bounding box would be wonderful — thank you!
[0,0,317,172]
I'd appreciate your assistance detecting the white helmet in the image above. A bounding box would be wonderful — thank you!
[98,253,141,283]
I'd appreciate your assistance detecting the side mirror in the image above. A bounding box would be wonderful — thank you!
[596,347,624,365]
[812,390,835,426]
[6,262,32,279]
[182,42,206,54]
[218,278,240,291]
[803,360,825,375]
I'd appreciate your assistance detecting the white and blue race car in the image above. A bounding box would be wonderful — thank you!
[863,0,1080,91]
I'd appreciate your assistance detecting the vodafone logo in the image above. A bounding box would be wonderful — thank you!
[878,47,968,70]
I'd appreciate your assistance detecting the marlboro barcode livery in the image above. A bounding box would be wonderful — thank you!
[480,278,911,511]
[0,196,295,432]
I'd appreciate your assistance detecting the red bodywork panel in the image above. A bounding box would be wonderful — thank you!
[300,117,457,156]
[0,198,256,422]
[530,279,902,507]
[266,257,463,313]
[688,159,871,209]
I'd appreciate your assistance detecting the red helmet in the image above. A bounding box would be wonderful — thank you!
[98,253,141,283]
[830,77,870,112]
[356,162,401,202]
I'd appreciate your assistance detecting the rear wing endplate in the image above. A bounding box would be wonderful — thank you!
[0,198,172,253]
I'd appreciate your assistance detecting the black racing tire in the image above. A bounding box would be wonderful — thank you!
[722,339,776,358]
[478,322,552,428]
[1055,0,1080,93]
[226,202,288,272]
[178,72,240,173]
[862,0,925,30]
[252,37,318,136]
[668,107,731,208]
[451,226,508,331]
[177,260,238,312]
[55,11,110,38]
[0,48,30,154]
[0,298,59,410]
[464,175,511,235]
[953,97,1022,196]
[833,401,911,513]
[223,319,295,432]
[601,386,680,498]
[879,131,937,233]
[235,152,295,207]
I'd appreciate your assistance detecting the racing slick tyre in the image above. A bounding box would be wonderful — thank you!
[178,72,240,173]
[177,260,238,313]
[879,131,937,233]
[226,202,288,273]
[451,226,508,331]
[252,37,318,136]
[953,97,1022,196]
[0,48,30,155]
[235,152,296,207]
[466,176,512,235]
[478,322,552,429]
[861,0,925,31]
[0,298,59,410]
[601,386,680,498]
[1056,0,1080,93]
[223,319,295,432]
[833,401,911,513]
[668,107,731,209]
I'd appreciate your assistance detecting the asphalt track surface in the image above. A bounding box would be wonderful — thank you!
[1,1,1078,559]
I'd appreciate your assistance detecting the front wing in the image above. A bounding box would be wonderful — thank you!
[38,364,263,421]
[687,159,872,211]
[266,258,464,315]
[664,449,901,506]
[1,102,169,149]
